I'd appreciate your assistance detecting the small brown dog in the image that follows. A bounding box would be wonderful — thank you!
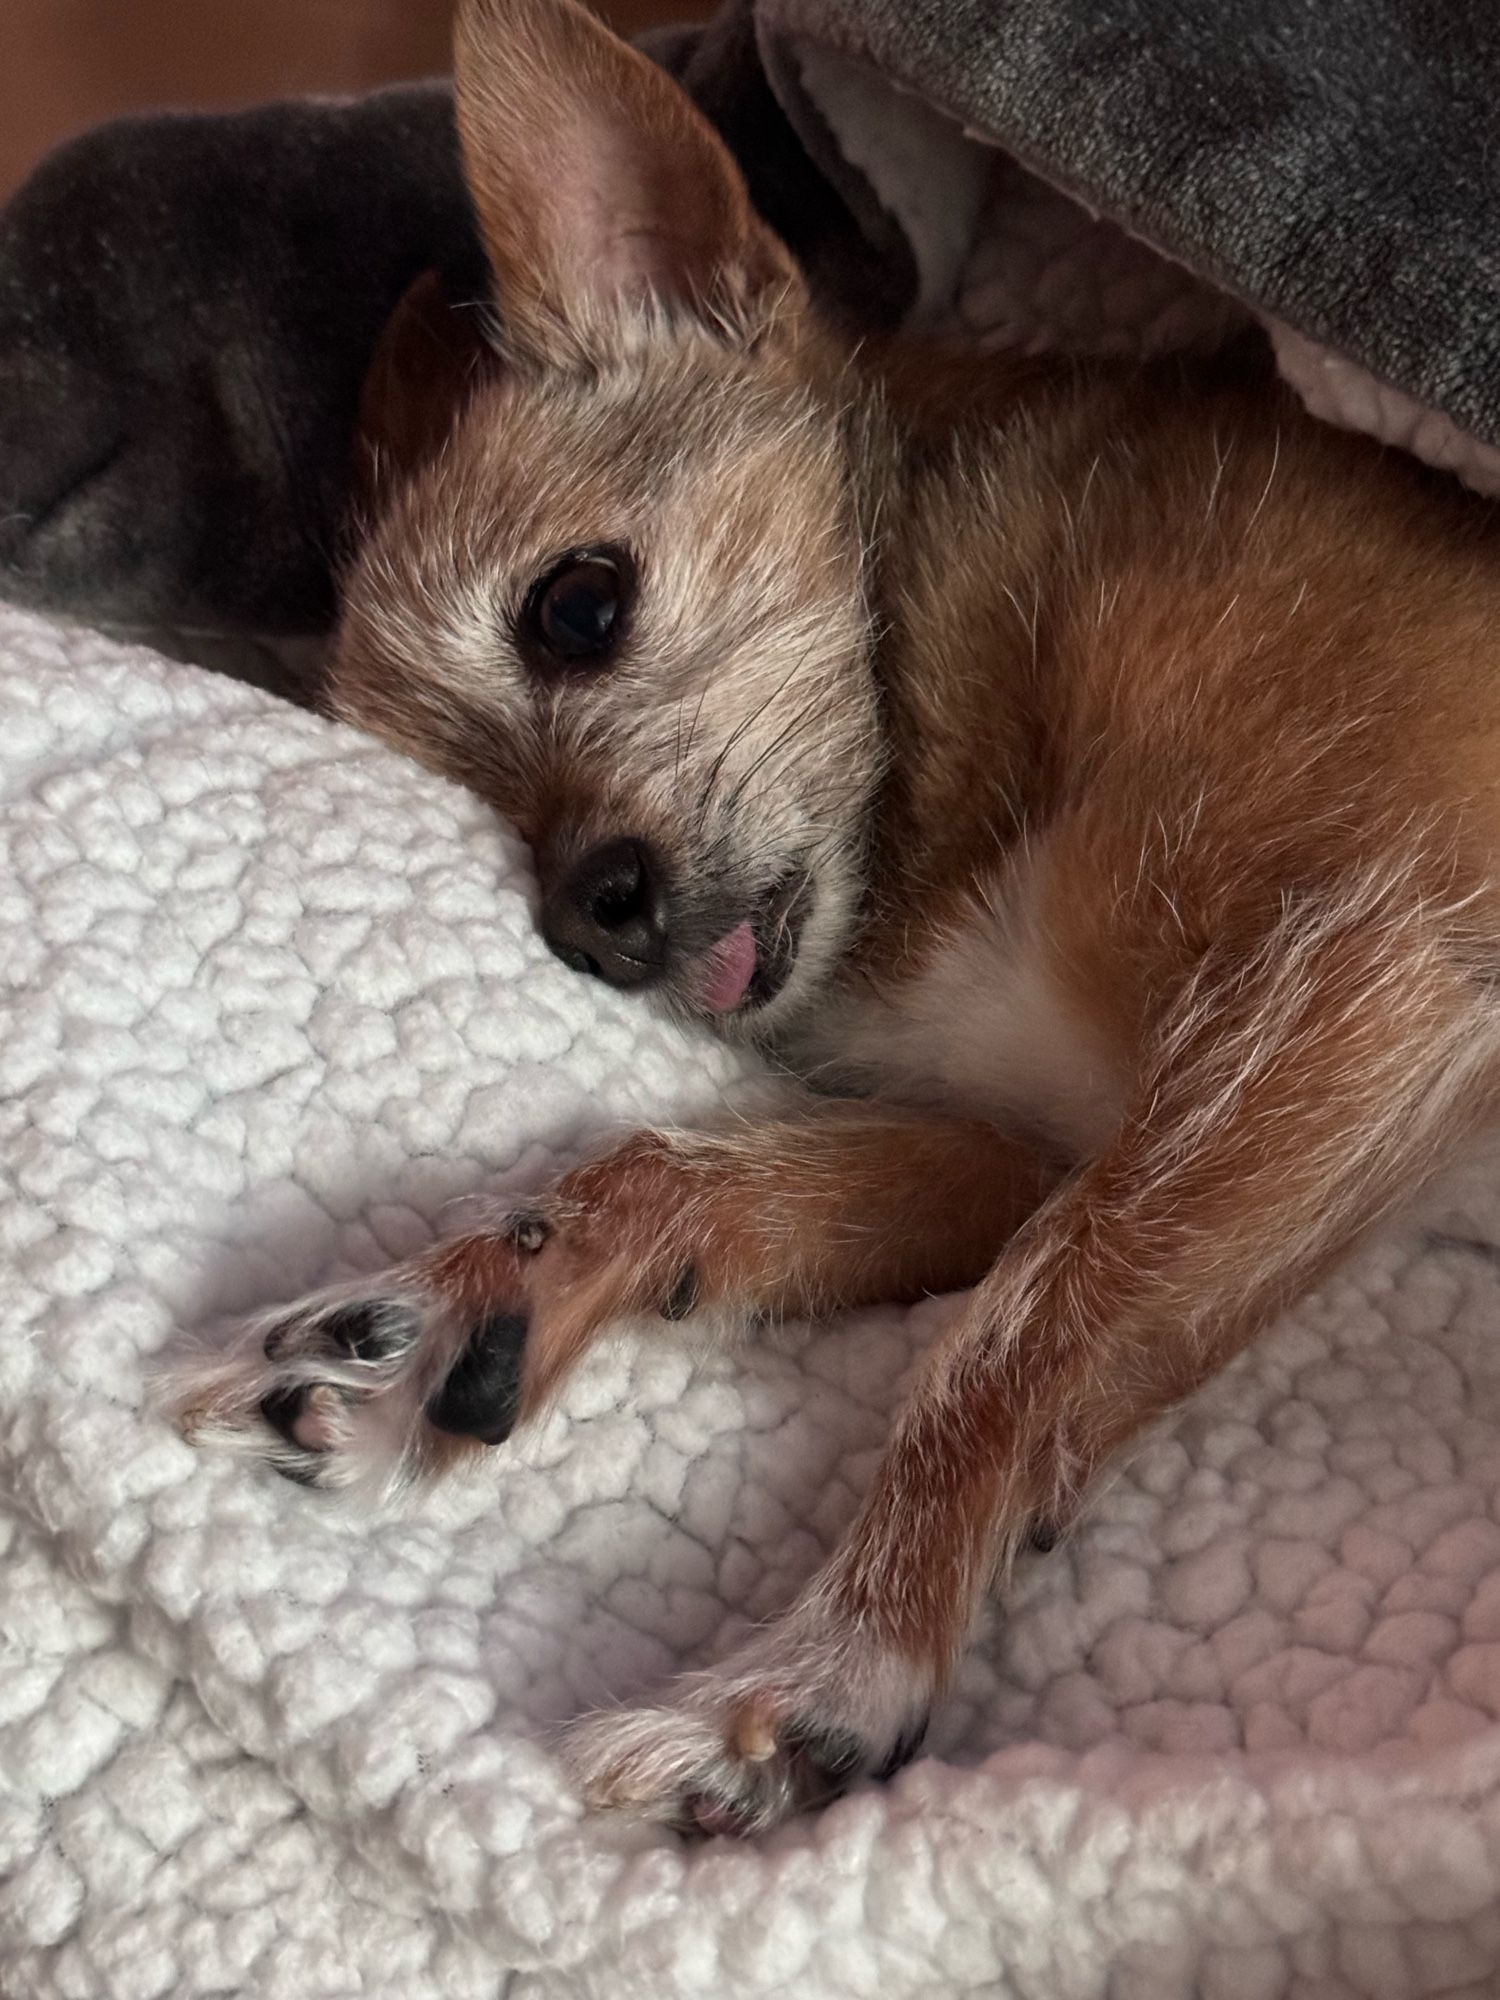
[173,0,1500,1834]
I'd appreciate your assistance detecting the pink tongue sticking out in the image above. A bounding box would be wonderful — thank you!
[700,920,758,1014]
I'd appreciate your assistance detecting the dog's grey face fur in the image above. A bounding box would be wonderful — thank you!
[329,321,883,1037]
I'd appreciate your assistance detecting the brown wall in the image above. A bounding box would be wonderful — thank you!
[3,0,705,199]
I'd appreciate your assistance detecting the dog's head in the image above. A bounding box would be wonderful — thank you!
[332,0,882,1036]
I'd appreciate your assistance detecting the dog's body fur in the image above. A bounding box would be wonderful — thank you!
[172,0,1500,1834]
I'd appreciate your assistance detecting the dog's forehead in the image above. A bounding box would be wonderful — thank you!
[434,341,840,569]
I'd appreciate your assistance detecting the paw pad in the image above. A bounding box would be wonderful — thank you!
[259,1381,348,1458]
[781,1717,866,1785]
[424,1310,528,1445]
[321,1300,419,1361]
[679,1791,757,1839]
[261,1296,417,1364]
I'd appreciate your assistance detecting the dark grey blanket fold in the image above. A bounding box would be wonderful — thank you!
[0,86,480,639]
[753,0,1500,459]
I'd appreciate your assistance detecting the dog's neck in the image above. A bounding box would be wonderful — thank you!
[825,331,1291,997]
[838,341,1074,982]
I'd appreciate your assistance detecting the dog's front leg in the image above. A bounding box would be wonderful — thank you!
[570,899,1497,1832]
[169,1102,1053,1495]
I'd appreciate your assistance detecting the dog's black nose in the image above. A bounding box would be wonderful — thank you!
[540,837,668,988]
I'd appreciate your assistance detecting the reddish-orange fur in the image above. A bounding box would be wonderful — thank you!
[456,1110,1056,1409]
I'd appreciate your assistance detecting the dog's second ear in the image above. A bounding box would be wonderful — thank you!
[454,0,804,362]
[352,272,499,523]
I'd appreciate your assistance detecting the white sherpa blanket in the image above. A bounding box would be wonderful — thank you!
[10,600,1500,2000]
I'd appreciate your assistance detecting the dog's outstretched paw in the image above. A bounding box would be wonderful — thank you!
[564,1608,932,1837]
[165,1130,746,1494]
[162,1156,700,1494]
[165,1232,539,1495]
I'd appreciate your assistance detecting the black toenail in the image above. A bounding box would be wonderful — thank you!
[263,1320,293,1360]
[322,1300,418,1362]
[782,1718,865,1785]
[873,1712,930,1782]
[505,1211,550,1255]
[661,1267,699,1321]
[1029,1518,1062,1553]
[424,1311,528,1445]
[260,1384,310,1448]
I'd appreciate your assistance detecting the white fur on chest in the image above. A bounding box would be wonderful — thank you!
[806,869,1128,1157]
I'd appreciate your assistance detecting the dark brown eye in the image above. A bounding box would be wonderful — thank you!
[519,545,634,669]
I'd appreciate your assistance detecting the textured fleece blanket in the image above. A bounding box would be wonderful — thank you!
[13,608,1500,2000]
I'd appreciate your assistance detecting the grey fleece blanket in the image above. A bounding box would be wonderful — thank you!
[747,0,1500,490]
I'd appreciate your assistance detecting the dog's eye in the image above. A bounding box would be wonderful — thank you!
[520,546,634,669]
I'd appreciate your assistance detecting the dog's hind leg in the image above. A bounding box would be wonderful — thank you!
[567,888,1499,1832]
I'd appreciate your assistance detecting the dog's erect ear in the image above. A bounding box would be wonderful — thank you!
[453,0,804,360]
[352,271,499,520]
